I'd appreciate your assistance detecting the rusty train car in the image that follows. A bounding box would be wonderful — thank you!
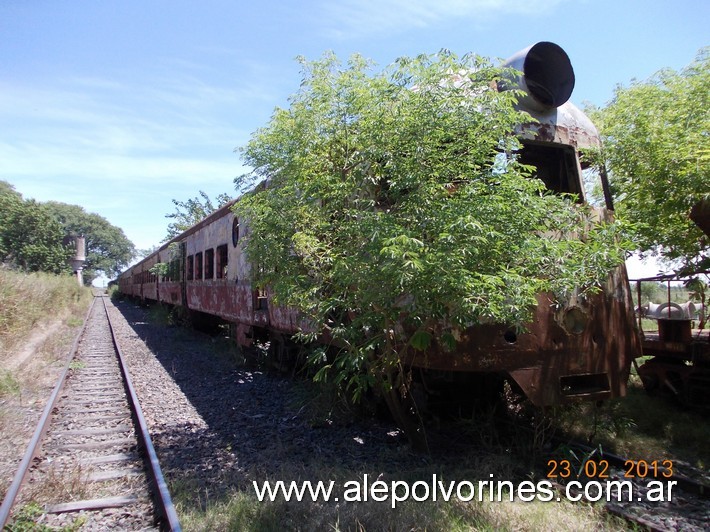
[118,42,639,409]
[633,200,710,407]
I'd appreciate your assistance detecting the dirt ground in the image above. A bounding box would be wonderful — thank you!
[0,317,82,500]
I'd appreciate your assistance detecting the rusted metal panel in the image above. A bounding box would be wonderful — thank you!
[518,102,602,150]
[268,293,303,333]
[405,265,640,406]
[158,281,182,305]
[185,281,269,327]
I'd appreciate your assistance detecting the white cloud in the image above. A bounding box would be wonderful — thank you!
[319,0,567,38]
[0,72,260,182]
[0,71,264,251]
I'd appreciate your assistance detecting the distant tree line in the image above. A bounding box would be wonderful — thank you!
[0,180,135,284]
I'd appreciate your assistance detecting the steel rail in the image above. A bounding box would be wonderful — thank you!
[551,438,710,531]
[100,296,182,531]
[563,440,710,499]
[0,296,98,528]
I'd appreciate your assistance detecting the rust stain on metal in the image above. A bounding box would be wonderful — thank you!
[404,265,639,406]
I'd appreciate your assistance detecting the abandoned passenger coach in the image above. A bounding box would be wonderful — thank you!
[118,42,640,410]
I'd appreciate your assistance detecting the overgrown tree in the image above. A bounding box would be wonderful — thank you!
[43,202,135,284]
[0,181,20,260]
[135,246,160,260]
[235,52,628,447]
[0,180,21,199]
[591,48,710,273]
[163,190,232,241]
[0,190,72,274]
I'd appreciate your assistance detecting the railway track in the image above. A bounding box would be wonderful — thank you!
[0,295,180,531]
[548,441,710,531]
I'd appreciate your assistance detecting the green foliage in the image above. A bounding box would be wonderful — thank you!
[43,201,135,284]
[6,502,85,531]
[0,181,135,282]
[236,51,628,399]
[164,190,232,241]
[0,180,22,199]
[592,48,710,273]
[638,281,665,304]
[685,276,707,328]
[0,191,73,274]
[149,242,181,278]
[0,369,20,398]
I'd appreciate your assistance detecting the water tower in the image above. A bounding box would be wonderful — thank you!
[70,236,86,286]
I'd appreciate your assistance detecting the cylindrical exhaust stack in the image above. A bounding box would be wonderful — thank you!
[500,41,575,112]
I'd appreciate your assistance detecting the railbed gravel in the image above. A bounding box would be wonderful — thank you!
[105,298,439,508]
[104,297,710,531]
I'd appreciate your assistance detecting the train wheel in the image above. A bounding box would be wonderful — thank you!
[268,332,302,374]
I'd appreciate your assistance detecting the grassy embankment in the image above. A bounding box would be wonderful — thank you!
[0,268,92,401]
[0,269,93,530]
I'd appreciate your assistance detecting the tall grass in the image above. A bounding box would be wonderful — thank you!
[0,268,92,350]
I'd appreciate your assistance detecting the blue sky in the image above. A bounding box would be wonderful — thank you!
[1,0,707,278]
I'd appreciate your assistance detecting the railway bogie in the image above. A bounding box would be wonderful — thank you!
[632,275,710,406]
[631,198,710,407]
[118,41,640,413]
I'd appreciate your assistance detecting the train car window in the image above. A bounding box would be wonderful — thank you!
[195,252,203,280]
[170,258,180,282]
[581,166,606,207]
[205,249,215,280]
[517,142,583,199]
[187,255,194,281]
[253,288,268,311]
[216,244,228,279]
[232,218,240,247]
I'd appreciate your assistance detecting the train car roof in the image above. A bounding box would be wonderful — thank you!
[119,198,238,275]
